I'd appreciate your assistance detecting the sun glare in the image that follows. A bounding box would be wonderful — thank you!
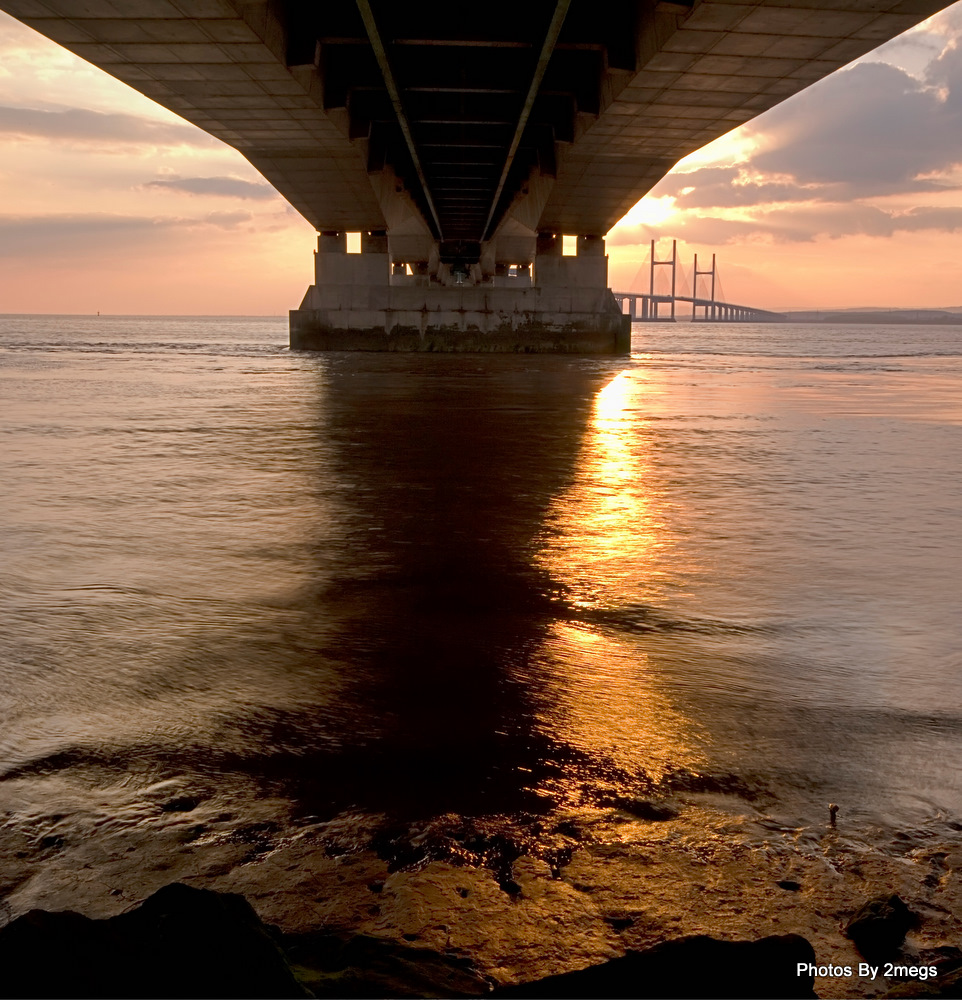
[616,194,677,229]
[674,127,760,172]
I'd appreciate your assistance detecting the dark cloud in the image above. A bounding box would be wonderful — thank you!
[748,61,962,192]
[0,211,254,257]
[629,33,962,245]
[0,104,212,147]
[204,210,254,228]
[0,214,170,257]
[609,204,962,247]
[144,175,276,199]
[655,166,829,209]
[654,56,962,213]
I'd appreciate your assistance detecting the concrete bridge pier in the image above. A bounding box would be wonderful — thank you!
[290,230,630,353]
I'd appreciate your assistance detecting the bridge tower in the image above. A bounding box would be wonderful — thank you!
[692,253,717,321]
[648,239,678,322]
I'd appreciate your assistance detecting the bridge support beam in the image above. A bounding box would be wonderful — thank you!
[290,232,630,353]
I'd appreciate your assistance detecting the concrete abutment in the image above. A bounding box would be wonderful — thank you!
[289,231,630,354]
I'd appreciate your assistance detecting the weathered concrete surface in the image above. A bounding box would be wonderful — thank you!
[291,230,629,352]
[289,287,631,354]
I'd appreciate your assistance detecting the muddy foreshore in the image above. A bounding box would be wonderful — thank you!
[2,766,962,998]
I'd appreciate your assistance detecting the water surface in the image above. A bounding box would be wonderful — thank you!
[1,314,961,910]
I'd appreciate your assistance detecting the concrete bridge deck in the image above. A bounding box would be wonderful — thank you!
[614,292,787,322]
[1,0,948,351]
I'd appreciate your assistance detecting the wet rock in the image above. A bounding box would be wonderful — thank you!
[659,768,766,802]
[614,798,678,822]
[882,967,962,998]
[0,882,310,998]
[601,911,635,932]
[490,933,818,998]
[161,797,199,814]
[283,932,493,998]
[919,947,962,974]
[844,894,918,962]
[881,949,962,998]
[544,845,573,879]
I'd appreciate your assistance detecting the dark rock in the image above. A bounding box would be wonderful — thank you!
[0,882,311,998]
[601,913,635,931]
[844,894,918,962]
[0,910,115,999]
[490,933,818,999]
[161,797,199,813]
[883,967,962,998]
[919,947,962,974]
[545,846,574,879]
[659,769,767,803]
[615,798,678,821]
[777,880,802,891]
[283,932,493,998]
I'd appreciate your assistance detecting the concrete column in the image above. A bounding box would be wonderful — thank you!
[577,234,605,256]
[536,232,561,256]
[315,229,389,287]
[318,231,346,254]
[315,231,347,284]
[362,230,388,254]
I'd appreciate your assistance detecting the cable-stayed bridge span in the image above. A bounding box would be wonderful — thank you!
[615,240,786,322]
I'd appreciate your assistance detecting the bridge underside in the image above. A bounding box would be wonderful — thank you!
[3,0,947,351]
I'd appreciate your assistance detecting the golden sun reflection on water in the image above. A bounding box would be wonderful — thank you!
[532,371,706,776]
[539,370,675,606]
[531,622,705,778]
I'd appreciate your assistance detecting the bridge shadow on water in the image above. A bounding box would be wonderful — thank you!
[239,355,636,825]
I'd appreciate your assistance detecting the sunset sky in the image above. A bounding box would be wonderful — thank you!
[2,5,962,314]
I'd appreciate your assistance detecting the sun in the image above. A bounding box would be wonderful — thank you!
[615,194,677,228]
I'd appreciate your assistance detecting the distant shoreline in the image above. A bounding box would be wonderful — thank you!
[3,310,962,325]
[786,310,962,325]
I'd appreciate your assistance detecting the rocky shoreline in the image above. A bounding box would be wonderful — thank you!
[0,883,820,998]
[2,786,961,999]
[1,882,960,999]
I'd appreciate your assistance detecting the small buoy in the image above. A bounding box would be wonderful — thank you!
[829,803,839,828]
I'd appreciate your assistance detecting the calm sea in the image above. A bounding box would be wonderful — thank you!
[1,315,961,913]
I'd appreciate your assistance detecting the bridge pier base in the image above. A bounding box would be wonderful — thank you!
[290,232,630,354]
